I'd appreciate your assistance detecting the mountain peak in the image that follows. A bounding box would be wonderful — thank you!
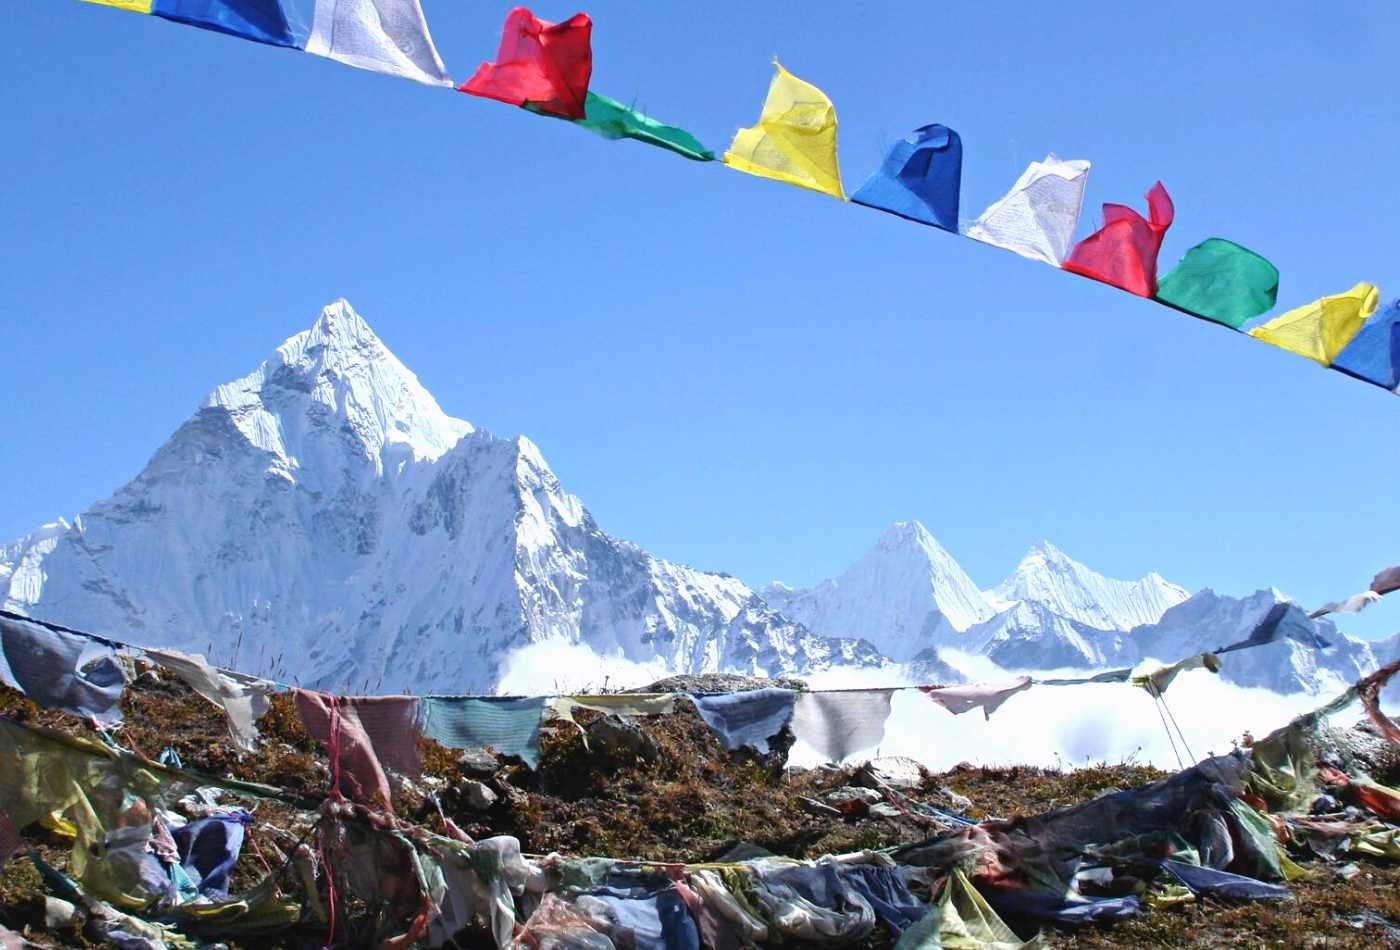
[990,542,1189,631]
[201,299,472,476]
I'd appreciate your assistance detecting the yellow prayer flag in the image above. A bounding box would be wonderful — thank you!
[1247,282,1379,365]
[724,61,845,200]
[81,0,153,11]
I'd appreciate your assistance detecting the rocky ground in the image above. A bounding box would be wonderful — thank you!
[1,667,1398,948]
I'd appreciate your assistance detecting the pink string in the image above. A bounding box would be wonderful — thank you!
[246,824,274,877]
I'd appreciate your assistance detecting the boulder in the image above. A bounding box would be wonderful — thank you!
[587,714,660,762]
[460,779,498,811]
[857,756,926,791]
[456,749,500,779]
[824,786,882,807]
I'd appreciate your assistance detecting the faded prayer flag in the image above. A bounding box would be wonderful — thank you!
[1155,238,1279,328]
[460,7,592,119]
[1332,299,1400,390]
[724,61,844,199]
[1248,282,1378,366]
[306,0,451,86]
[1063,182,1174,297]
[963,153,1090,266]
[688,688,797,753]
[850,124,962,231]
[421,696,547,769]
[790,690,895,763]
[152,0,299,47]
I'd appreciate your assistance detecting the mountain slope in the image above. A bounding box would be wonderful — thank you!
[987,541,1189,631]
[0,300,881,693]
[762,521,995,660]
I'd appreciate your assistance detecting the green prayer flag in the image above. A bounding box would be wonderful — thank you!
[529,92,714,161]
[1155,238,1279,329]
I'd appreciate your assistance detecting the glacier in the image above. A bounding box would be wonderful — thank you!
[2,299,1393,698]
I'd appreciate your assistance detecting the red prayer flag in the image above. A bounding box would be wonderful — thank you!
[1063,182,1174,297]
[459,6,592,120]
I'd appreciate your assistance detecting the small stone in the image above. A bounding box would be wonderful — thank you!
[587,714,660,762]
[937,786,974,812]
[858,756,925,791]
[824,786,882,807]
[45,897,80,929]
[460,779,498,811]
[456,749,499,779]
[1335,862,1361,881]
[868,802,903,820]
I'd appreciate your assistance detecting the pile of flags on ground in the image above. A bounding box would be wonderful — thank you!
[76,1,1400,398]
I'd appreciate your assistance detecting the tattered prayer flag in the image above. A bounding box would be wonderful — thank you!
[1218,603,1330,655]
[152,0,299,47]
[0,615,127,725]
[293,690,422,810]
[688,688,797,753]
[1132,652,1219,695]
[724,61,844,199]
[1155,238,1279,328]
[306,0,451,87]
[1038,668,1133,686]
[573,93,713,161]
[1247,282,1379,366]
[1309,590,1381,619]
[82,0,153,11]
[850,124,961,231]
[963,153,1090,266]
[1372,565,1400,596]
[1064,182,1174,297]
[790,690,895,763]
[143,647,275,752]
[460,7,592,119]
[1332,299,1400,391]
[920,677,1032,721]
[421,696,546,769]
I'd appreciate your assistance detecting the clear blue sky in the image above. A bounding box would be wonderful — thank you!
[4,2,1398,638]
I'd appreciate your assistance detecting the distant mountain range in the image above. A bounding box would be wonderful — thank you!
[3,300,1396,695]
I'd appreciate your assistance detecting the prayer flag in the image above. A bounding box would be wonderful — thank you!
[82,0,153,11]
[143,647,275,752]
[1310,590,1381,619]
[920,677,1031,720]
[963,153,1089,266]
[850,124,961,231]
[0,615,126,725]
[1063,182,1174,297]
[1247,283,1378,366]
[460,7,592,119]
[1132,652,1219,695]
[152,0,299,47]
[421,696,546,769]
[1038,668,1133,686]
[1155,238,1279,328]
[306,0,451,87]
[293,690,422,810]
[724,61,844,199]
[1332,299,1400,390]
[1218,603,1329,654]
[566,92,713,161]
[790,690,895,763]
[1372,565,1400,595]
[688,688,797,753]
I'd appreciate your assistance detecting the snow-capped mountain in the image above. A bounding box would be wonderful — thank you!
[761,522,995,661]
[0,301,883,693]
[986,541,1189,630]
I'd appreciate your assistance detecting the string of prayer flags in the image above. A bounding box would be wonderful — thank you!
[1155,238,1280,328]
[151,0,299,48]
[306,0,451,87]
[920,677,1032,720]
[1247,282,1379,366]
[790,689,896,763]
[1063,182,1174,297]
[724,61,844,200]
[1331,299,1400,391]
[292,691,422,810]
[564,92,714,161]
[420,696,547,769]
[850,124,962,231]
[1133,652,1219,695]
[687,688,797,753]
[461,6,592,119]
[0,615,126,725]
[143,647,275,752]
[963,154,1090,266]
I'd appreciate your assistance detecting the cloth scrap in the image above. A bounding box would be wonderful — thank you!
[293,690,422,809]
[143,647,275,752]
[460,6,592,119]
[724,61,844,199]
[896,868,1026,949]
[1133,653,1220,695]
[172,811,251,900]
[980,886,1141,925]
[0,615,127,724]
[963,153,1090,266]
[749,859,875,943]
[1161,860,1290,901]
[421,696,546,769]
[920,677,1032,720]
[790,690,895,763]
[687,689,797,754]
[545,693,677,728]
[839,864,926,936]
[306,0,452,86]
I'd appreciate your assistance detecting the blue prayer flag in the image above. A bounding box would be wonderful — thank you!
[850,124,962,231]
[1332,299,1400,391]
[152,0,300,48]
[421,696,546,769]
